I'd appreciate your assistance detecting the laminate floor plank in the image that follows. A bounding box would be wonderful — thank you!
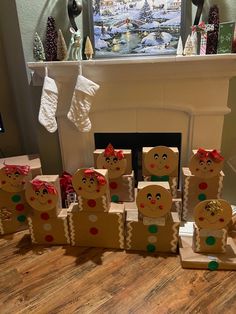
[0,231,236,314]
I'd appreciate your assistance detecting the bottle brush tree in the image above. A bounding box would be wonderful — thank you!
[206,5,219,54]
[45,16,58,61]
[57,29,68,61]
[33,32,45,61]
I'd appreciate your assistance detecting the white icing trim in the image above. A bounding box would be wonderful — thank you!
[127,177,134,201]
[116,213,124,249]
[126,221,133,250]
[182,176,190,221]
[63,218,70,244]
[217,175,224,198]
[170,222,179,253]
[170,177,177,198]
[195,227,201,252]
[78,196,83,211]
[0,218,4,235]
[68,213,76,246]
[102,195,109,212]
[221,229,227,253]
[27,217,37,243]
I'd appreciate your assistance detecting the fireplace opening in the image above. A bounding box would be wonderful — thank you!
[94,133,182,186]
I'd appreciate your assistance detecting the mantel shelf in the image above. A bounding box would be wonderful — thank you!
[27,54,236,83]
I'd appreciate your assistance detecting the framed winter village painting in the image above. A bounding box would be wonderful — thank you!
[87,0,184,58]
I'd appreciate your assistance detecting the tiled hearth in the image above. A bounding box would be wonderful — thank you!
[28,54,236,174]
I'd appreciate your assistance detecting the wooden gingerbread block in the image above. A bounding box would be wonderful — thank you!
[72,168,110,212]
[125,181,180,253]
[172,198,182,220]
[94,144,132,178]
[94,144,135,202]
[68,202,125,249]
[0,154,42,179]
[182,168,224,221]
[0,163,33,235]
[25,175,70,245]
[142,146,179,197]
[109,171,135,203]
[179,199,236,270]
[182,148,224,221]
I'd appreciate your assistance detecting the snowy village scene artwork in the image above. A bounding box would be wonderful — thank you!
[92,0,182,57]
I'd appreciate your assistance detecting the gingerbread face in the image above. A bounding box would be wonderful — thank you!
[194,199,232,230]
[136,185,172,218]
[25,180,58,211]
[144,146,178,176]
[97,154,127,179]
[72,169,107,199]
[189,149,224,178]
[0,165,30,193]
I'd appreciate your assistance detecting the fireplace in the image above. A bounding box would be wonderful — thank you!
[28,54,236,175]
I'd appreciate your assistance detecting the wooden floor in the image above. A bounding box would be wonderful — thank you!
[1,231,236,314]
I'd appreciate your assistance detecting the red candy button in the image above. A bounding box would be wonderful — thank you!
[87,199,96,208]
[41,212,50,220]
[199,182,208,190]
[110,182,118,189]
[15,203,25,211]
[45,235,54,242]
[90,227,98,235]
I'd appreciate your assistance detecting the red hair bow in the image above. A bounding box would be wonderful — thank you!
[3,163,30,175]
[197,148,224,163]
[31,179,57,195]
[104,143,124,160]
[84,169,107,186]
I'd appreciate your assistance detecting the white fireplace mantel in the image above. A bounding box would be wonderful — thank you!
[28,54,236,173]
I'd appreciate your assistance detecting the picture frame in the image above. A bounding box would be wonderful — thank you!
[82,0,190,58]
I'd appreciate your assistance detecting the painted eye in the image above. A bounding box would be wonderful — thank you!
[113,157,118,163]
[199,160,204,166]
[14,171,20,177]
[42,188,48,195]
[156,193,161,200]
[147,193,152,200]
[82,177,86,183]
[105,157,110,163]
[207,159,212,166]
[35,190,40,195]
[154,154,159,160]
[162,154,167,160]
[90,177,95,184]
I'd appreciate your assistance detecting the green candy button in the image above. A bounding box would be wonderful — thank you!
[198,193,206,201]
[151,175,169,182]
[208,260,219,271]
[12,194,21,203]
[17,215,26,223]
[206,236,216,246]
[111,195,119,203]
[147,244,156,252]
[148,225,158,233]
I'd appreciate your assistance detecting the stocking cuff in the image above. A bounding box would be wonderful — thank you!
[43,76,59,94]
[75,75,100,96]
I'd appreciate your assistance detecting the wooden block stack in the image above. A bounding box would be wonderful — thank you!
[142,146,179,198]
[179,199,236,270]
[68,168,125,249]
[182,148,224,221]
[125,181,180,253]
[25,175,70,245]
[94,144,134,202]
[0,155,41,235]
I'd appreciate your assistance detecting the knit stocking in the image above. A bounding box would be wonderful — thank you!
[67,75,100,132]
[38,73,59,133]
